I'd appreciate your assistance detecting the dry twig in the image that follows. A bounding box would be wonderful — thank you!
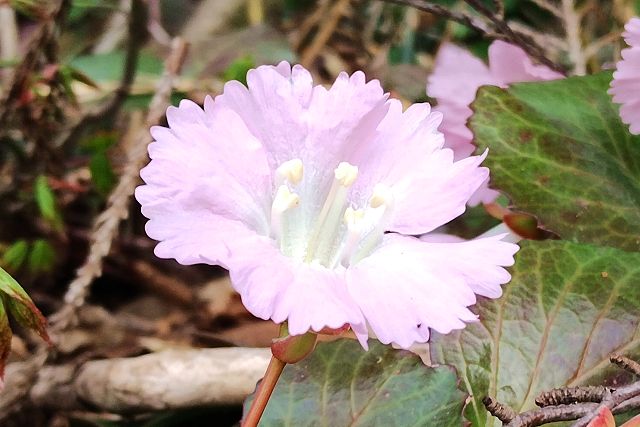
[484,355,640,427]
[0,0,68,128]
[0,41,188,422]
[3,348,269,415]
[560,0,586,75]
[530,0,562,18]
[54,0,148,148]
[300,0,352,68]
[380,0,564,73]
[483,396,516,423]
[535,386,608,407]
[50,38,188,332]
[611,354,640,376]
[463,0,562,72]
[381,0,489,35]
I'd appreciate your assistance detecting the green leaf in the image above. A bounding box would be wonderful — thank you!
[89,152,116,196]
[246,339,466,426]
[0,266,49,382]
[2,240,30,271]
[61,64,100,89]
[27,239,56,274]
[69,51,163,83]
[0,301,11,384]
[471,72,640,251]
[83,133,117,152]
[222,56,255,85]
[34,175,63,230]
[430,240,640,427]
[0,267,49,342]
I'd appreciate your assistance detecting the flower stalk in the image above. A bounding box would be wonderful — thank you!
[243,324,318,427]
[242,355,286,427]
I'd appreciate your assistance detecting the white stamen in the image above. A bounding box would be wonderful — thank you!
[271,185,299,242]
[333,207,367,267]
[304,162,358,263]
[344,207,365,228]
[270,158,393,268]
[334,162,359,187]
[369,183,393,208]
[341,185,395,266]
[276,158,304,185]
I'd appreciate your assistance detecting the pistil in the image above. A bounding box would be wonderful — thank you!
[270,185,300,243]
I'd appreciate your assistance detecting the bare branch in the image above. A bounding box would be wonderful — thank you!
[483,396,516,423]
[573,382,640,427]
[535,386,608,407]
[491,0,504,19]
[49,38,189,332]
[463,0,564,73]
[54,0,148,148]
[3,348,270,415]
[560,0,586,75]
[379,0,489,34]
[0,3,19,86]
[506,403,599,427]
[508,21,567,53]
[0,0,68,127]
[530,0,562,18]
[380,0,564,72]
[611,354,640,376]
[300,0,351,68]
[583,30,624,59]
[486,354,640,427]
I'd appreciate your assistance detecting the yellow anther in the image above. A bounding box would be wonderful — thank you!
[369,184,393,208]
[334,162,358,187]
[272,185,300,213]
[276,159,304,185]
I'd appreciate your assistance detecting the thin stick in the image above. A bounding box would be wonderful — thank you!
[560,0,586,75]
[611,354,640,376]
[300,0,351,68]
[0,0,67,127]
[380,0,564,73]
[55,0,147,148]
[49,38,188,332]
[242,356,286,427]
[483,396,516,423]
[530,0,562,18]
[381,0,489,34]
[463,0,564,73]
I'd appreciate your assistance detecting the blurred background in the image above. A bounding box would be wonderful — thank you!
[0,0,636,425]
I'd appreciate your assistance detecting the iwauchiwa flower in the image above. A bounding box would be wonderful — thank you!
[136,62,519,349]
[428,41,563,205]
[610,17,640,135]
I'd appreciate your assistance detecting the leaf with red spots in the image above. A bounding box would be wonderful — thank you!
[472,72,640,251]
[244,339,466,426]
[431,240,640,426]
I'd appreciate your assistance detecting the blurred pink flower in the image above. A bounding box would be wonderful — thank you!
[136,62,519,349]
[428,41,563,205]
[610,17,640,135]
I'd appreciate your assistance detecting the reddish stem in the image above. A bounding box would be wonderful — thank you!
[242,355,286,427]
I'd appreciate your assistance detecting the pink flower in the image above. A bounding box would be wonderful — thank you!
[136,62,519,349]
[428,41,563,205]
[610,17,640,135]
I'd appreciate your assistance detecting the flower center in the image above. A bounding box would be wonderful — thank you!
[270,159,393,269]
